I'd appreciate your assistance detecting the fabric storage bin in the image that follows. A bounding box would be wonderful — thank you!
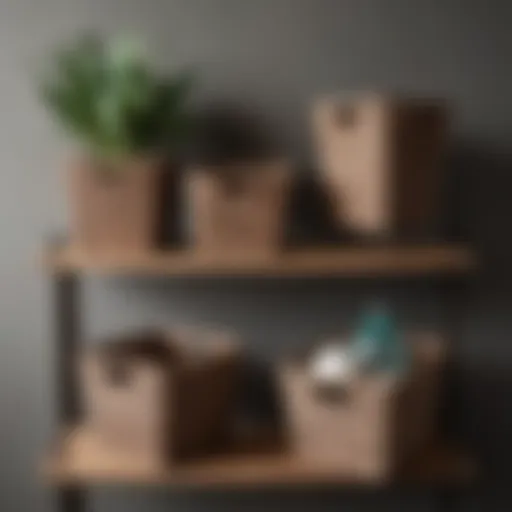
[79,329,241,465]
[278,333,445,481]
[186,160,291,257]
[312,93,448,238]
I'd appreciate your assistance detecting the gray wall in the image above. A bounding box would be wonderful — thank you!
[1,0,511,511]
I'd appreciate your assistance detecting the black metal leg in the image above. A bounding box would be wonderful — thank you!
[54,271,81,423]
[54,271,86,512]
[57,488,87,512]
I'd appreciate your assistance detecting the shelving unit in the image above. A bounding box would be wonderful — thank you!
[43,242,478,512]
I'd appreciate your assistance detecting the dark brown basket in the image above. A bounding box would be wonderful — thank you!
[278,333,445,481]
[187,160,291,257]
[313,94,448,239]
[79,329,241,465]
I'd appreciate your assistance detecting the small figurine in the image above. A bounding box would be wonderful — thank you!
[307,304,409,401]
[350,303,409,375]
[308,339,356,398]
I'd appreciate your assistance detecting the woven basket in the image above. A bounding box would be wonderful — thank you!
[313,94,448,239]
[187,160,291,257]
[79,329,241,464]
[278,333,445,481]
[67,156,164,252]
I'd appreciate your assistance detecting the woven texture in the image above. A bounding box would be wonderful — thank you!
[80,329,241,465]
[187,161,291,256]
[67,157,163,252]
[313,94,447,238]
[278,333,445,481]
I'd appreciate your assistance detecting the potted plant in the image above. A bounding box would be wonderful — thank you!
[185,103,291,257]
[40,35,193,252]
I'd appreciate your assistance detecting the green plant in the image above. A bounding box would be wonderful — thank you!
[40,34,193,158]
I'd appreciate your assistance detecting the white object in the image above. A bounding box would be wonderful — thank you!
[309,342,356,390]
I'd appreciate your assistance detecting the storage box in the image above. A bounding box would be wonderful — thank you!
[313,94,448,238]
[278,333,445,481]
[187,160,291,257]
[67,156,164,252]
[80,329,240,464]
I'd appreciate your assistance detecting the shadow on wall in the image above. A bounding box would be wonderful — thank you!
[443,140,512,482]
[445,140,512,286]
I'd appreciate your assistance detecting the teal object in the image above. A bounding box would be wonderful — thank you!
[350,305,409,375]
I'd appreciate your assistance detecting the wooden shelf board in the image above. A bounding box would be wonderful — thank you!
[42,427,476,490]
[46,244,476,277]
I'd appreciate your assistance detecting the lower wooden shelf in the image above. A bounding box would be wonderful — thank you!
[42,426,476,490]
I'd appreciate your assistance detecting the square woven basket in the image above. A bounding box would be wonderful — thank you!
[187,160,291,257]
[79,329,241,465]
[278,332,446,481]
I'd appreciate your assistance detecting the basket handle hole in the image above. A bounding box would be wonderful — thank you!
[105,362,132,387]
[312,382,351,405]
[334,106,357,129]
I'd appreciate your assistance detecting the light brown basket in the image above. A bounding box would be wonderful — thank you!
[312,93,448,238]
[67,156,164,252]
[187,160,291,257]
[79,329,241,465]
[278,333,445,481]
